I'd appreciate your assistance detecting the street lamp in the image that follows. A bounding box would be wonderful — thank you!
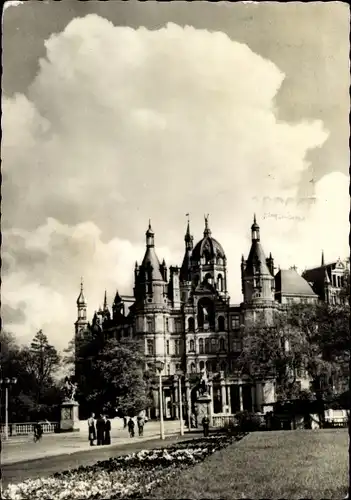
[154,360,165,440]
[1,377,17,440]
[176,370,184,436]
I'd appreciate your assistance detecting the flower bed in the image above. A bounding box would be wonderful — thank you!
[2,433,245,500]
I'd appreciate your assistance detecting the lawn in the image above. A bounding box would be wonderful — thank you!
[147,429,349,499]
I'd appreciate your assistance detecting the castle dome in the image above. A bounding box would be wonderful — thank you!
[191,216,225,263]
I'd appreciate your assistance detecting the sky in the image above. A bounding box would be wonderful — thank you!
[2,1,350,351]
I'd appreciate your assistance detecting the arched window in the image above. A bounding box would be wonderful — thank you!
[217,274,223,291]
[199,361,205,371]
[218,316,225,331]
[220,361,226,372]
[205,339,210,354]
[211,360,217,372]
[189,339,195,352]
[190,362,196,374]
[206,360,211,371]
[188,317,195,332]
[199,338,204,354]
[204,273,212,284]
[219,338,225,351]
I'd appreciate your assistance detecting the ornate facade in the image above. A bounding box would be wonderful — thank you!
[74,216,345,420]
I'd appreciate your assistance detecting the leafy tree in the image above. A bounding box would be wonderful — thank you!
[71,328,152,418]
[237,302,349,404]
[0,330,62,422]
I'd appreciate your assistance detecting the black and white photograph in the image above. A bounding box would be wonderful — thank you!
[1,1,349,498]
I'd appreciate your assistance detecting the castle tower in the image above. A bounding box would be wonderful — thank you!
[180,215,194,303]
[75,278,88,335]
[241,216,276,323]
[190,215,228,297]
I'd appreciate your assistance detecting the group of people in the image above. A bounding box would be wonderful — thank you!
[88,413,111,446]
[123,414,147,437]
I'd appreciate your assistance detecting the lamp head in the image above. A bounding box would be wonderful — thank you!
[155,360,165,373]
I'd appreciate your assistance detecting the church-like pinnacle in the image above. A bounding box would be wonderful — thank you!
[77,277,86,305]
[203,213,211,237]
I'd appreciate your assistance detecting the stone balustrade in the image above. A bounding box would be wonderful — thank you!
[1,421,59,436]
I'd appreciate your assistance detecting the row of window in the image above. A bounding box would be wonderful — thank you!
[146,339,181,356]
[145,316,240,333]
[189,359,227,374]
[331,274,343,288]
[189,337,242,353]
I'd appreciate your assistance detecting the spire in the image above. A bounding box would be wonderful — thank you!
[146,220,155,248]
[321,250,325,266]
[103,290,108,310]
[203,214,211,237]
[251,214,260,242]
[114,289,122,304]
[184,213,194,249]
[77,277,86,306]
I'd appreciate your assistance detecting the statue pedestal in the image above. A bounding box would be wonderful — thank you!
[196,393,212,426]
[60,400,80,432]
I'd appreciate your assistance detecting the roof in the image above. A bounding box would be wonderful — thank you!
[275,268,317,297]
[192,236,226,262]
[245,241,271,276]
[141,247,164,281]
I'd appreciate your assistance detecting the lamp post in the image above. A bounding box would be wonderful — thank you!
[176,370,184,436]
[154,361,165,440]
[1,377,17,440]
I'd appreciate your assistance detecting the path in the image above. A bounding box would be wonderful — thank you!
[2,432,198,489]
[1,419,182,465]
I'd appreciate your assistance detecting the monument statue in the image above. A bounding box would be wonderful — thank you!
[63,377,77,401]
[199,367,209,396]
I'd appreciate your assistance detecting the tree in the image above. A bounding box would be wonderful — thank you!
[0,330,62,422]
[71,328,152,418]
[237,302,349,404]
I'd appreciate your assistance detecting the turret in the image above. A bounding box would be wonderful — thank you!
[76,278,87,322]
[112,289,124,320]
[251,214,260,242]
[134,221,166,305]
[321,250,325,266]
[180,215,194,283]
[242,216,275,304]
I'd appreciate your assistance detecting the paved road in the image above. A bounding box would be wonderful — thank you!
[2,433,198,489]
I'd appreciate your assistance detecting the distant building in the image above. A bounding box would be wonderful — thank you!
[74,216,344,419]
[302,252,349,305]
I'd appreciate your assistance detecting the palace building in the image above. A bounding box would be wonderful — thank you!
[74,216,347,420]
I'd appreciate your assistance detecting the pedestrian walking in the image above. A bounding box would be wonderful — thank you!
[137,415,144,436]
[202,415,210,437]
[88,412,96,446]
[96,414,105,445]
[104,415,111,445]
[33,422,43,443]
[123,416,127,429]
[128,417,135,438]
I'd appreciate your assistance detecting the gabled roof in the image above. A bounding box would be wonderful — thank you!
[275,268,317,297]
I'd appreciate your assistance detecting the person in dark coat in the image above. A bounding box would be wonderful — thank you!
[137,415,145,436]
[96,415,105,446]
[128,417,135,437]
[103,415,111,445]
[202,415,210,437]
[123,416,128,429]
[88,413,96,446]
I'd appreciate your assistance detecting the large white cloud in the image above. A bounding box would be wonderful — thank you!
[2,15,347,349]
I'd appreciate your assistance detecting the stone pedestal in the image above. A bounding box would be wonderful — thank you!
[196,393,212,426]
[60,400,80,432]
